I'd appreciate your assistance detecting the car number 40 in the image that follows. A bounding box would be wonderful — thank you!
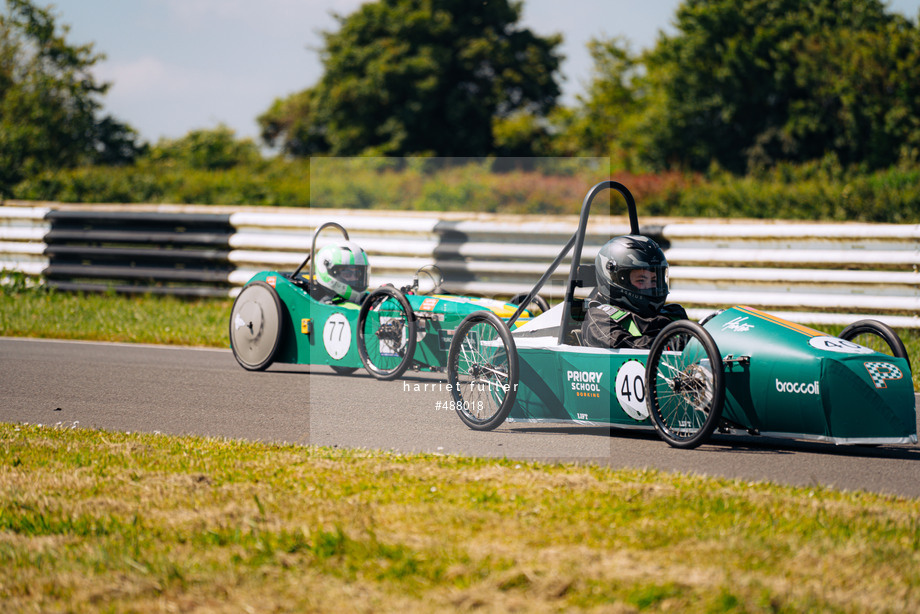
[616,360,649,421]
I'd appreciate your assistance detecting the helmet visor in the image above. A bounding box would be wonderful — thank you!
[623,266,668,298]
[329,263,369,291]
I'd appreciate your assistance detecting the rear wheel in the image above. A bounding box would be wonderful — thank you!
[510,293,550,315]
[646,321,725,449]
[357,287,417,381]
[839,320,911,372]
[229,282,283,371]
[447,311,519,431]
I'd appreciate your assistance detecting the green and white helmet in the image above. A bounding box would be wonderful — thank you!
[315,241,370,300]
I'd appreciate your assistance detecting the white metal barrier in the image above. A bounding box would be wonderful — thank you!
[2,202,918,327]
[0,205,49,277]
[662,221,920,327]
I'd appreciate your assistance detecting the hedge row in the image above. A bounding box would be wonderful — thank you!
[11,159,920,223]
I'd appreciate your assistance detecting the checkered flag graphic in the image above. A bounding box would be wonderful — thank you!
[863,362,903,389]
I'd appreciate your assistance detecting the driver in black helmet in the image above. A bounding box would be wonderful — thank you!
[581,235,687,349]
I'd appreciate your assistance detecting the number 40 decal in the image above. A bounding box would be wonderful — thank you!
[615,360,649,421]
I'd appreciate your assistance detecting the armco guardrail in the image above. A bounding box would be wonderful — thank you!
[0,205,49,277]
[45,210,235,297]
[2,201,918,327]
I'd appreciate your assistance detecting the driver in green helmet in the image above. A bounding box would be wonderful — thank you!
[312,240,371,305]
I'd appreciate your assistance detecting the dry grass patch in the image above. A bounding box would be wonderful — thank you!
[1,423,919,613]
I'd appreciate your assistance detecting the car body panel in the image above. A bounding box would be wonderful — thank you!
[507,305,916,445]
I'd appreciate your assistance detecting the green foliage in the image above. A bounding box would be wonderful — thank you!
[14,157,311,206]
[782,18,920,170]
[258,89,328,157]
[0,269,41,294]
[0,0,142,195]
[491,110,554,158]
[259,0,563,157]
[306,158,603,214]
[550,37,642,165]
[146,125,261,171]
[567,0,920,174]
[12,156,920,225]
[646,164,920,224]
[639,0,901,173]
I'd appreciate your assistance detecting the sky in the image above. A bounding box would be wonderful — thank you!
[45,0,920,146]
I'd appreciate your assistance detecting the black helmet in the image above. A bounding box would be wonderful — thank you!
[594,235,669,317]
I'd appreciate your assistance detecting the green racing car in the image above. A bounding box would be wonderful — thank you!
[445,181,916,449]
[229,222,546,381]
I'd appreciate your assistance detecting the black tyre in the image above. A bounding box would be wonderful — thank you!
[329,366,358,375]
[357,286,417,381]
[645,321,725,449]
[510,292,550,315]
[839,320,911,372]
[229,281,283,371]
[447,311,519,431]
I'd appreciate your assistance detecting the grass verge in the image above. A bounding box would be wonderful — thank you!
[0,286,231,347]
[2,286,918,387]
[2,422,919,613]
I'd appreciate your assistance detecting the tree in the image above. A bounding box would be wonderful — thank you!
[781,17,920,170]
[566,0,920,173]
[492,110,554,158]
[550,37,641,165]
[634,0,907,173]
[0,0,141,193]
[258,88,328,157]
[147,125,261,171]
[259,0,563,157]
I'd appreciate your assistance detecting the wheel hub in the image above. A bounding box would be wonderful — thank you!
[235,302,264,341]
[376,320,403,341]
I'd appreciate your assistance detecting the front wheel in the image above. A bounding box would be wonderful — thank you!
[229,281,283,371]
[357,286,417,381]
[839,320,911,372]
[645,321,725,449]
[447,311,519,431]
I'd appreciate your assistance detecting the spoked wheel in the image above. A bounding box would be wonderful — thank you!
[645,321,725,449]
[229,281,283,371]
[510,293,550,315]
[357,286,417,381]
[447,311,519,431]
[839,320,911,372]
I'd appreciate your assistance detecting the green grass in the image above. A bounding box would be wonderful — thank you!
[0,285,231,347]
[1,422,918,612]
[3,284,918,387]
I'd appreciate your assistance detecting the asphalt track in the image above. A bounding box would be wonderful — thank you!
[3,337,919,498]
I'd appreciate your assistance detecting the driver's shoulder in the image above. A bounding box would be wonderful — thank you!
[586,300,630,322]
